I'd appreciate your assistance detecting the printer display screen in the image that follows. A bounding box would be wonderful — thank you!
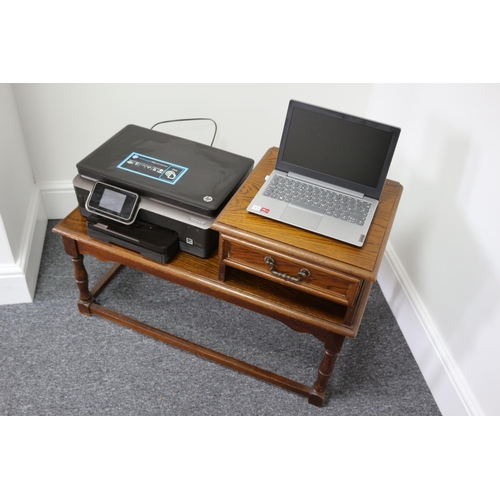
[87,182,139,223]
[100,188,127,213]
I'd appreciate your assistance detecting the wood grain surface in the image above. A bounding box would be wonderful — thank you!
[213,147,403,281]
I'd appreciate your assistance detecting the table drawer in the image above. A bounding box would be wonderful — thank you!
[219,237,361,306]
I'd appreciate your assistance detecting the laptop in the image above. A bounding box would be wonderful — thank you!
[247,100,401,246]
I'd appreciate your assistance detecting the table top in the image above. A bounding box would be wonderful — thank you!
[55,148,402,285]
[53,147,402,338]
[213,147,403,281]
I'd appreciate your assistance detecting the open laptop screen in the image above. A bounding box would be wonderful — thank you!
[277,101,401,199]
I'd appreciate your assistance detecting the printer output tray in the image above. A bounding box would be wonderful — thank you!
[86,215,179,263]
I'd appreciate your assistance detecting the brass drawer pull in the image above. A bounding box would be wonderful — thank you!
[264,256,311,282]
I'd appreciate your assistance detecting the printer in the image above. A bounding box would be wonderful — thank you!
[73,124,254,261]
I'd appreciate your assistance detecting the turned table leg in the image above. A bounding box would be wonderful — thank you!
[62,237,94,314]
[308,334,346,407]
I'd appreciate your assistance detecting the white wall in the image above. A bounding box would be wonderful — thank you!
[13,83,373,182]
[366,84,500,416]
[0,84,47,304]
[6,83,500,415]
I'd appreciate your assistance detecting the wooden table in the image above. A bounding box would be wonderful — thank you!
[53,147,402,406]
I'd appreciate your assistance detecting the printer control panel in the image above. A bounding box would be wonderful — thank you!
[86,182,139,224]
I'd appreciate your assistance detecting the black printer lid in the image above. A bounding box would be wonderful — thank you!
[77,124,254,216]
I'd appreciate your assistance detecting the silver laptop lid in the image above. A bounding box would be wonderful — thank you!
[276,100,401,200]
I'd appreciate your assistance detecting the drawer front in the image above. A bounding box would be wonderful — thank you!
[220,237,361,306]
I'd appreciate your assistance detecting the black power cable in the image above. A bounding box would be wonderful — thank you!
[150,118,218,146]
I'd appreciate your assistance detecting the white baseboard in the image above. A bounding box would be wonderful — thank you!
[38,180,77,219]
[377,243,482,416]
[0,264,35,304]
[0,186,47,305]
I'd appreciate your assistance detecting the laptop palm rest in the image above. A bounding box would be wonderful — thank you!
[280,206,322,230]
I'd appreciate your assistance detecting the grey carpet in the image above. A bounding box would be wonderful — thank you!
[0,220,441,416]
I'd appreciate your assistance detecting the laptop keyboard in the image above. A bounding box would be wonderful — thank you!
[263,175,372,226]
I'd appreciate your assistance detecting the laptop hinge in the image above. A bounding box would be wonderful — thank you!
[287,172,365,198]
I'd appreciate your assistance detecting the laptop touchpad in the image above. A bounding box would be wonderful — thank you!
[280,206,322,230]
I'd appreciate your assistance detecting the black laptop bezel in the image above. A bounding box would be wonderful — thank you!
[275,100,401,200]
